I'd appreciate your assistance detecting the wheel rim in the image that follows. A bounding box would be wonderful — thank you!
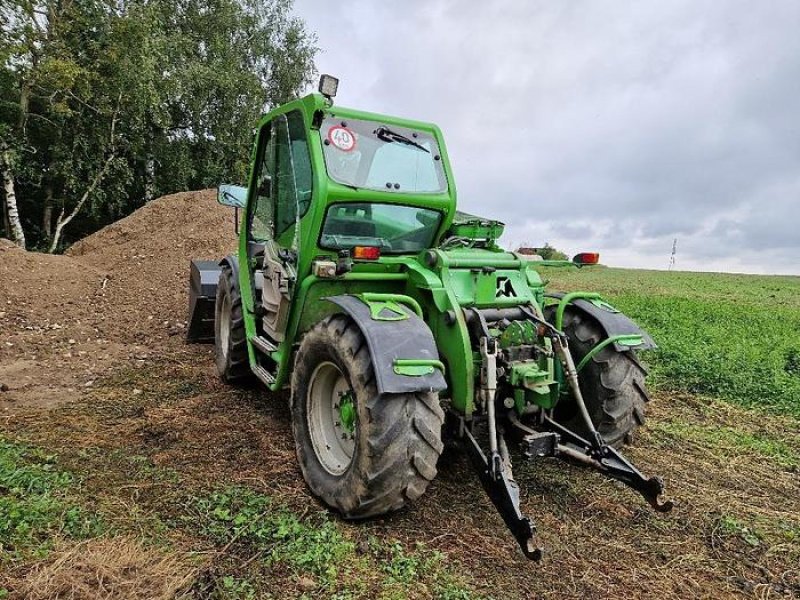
[307,361,356,476]
[219,293,231,358]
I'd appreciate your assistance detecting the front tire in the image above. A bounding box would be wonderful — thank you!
[214,266,250,382]
[291,315,444,518]
[555,308,650,448]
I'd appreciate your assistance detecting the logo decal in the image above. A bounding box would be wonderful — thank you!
[496,277,517,298]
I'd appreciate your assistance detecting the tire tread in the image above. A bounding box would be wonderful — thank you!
[558,309,650,448]
[291,315,444,519]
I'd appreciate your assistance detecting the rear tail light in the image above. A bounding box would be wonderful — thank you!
[573,252,600,265]
[352,246,381,260]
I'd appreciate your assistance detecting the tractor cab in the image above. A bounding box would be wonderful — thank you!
[210,76,458,374]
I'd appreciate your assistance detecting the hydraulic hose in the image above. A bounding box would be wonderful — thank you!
[551,334,605,449]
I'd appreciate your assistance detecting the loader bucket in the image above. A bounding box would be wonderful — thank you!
[186,259,221,343]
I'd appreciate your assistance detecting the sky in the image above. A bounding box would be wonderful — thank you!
[292,0,800,275]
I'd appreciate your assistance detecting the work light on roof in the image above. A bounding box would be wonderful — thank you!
[318,74,339,99]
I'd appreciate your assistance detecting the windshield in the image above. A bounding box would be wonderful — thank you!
[320,117,447,193]
[319,203,442,254]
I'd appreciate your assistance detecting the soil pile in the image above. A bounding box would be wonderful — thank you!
[0,189,236,408]
[66,189,237,341]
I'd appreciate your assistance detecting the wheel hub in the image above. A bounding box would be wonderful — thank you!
[307,362,356,475]
[337,391,355,433]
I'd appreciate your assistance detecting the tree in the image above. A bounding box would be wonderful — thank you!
[1,135,26,248]
[0,0,317,251]
[515,242,569,261]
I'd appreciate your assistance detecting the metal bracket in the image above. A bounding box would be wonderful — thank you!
[458,417,543,561]
[392,358,446,377]
[543,416,674,512]
[507,412,560,459]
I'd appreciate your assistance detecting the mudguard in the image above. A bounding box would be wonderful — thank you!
[326,295,448,395]
[547,293,657,352]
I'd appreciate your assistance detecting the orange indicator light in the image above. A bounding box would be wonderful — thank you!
[352,246,381,260]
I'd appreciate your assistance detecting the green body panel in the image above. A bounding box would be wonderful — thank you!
[448,211,505,241]
[357,293,422,320]
[393,358,446,377]
[229,91,635,418]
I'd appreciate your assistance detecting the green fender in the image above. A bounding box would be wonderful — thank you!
[547,292,657,352]
[326,294,447,395]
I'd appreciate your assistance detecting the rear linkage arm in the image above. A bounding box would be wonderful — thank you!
[542,318,673,513]
[542,416,673,513]
[453,416,543,561]
[454,308,543,560]
[455,307,672,561]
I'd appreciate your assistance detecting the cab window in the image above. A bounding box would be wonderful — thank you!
[251,123,274,241]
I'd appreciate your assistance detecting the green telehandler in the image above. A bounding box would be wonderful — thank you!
[187,75,672,559]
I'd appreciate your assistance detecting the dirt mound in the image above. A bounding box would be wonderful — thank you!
[0,190,237,410]
[0,239,110,407]
[68,189,237,346]
[0,238,104,349]
[67,189,235,270]
[0,238,105,316]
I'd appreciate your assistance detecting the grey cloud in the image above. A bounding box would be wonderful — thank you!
[295,0,800,274]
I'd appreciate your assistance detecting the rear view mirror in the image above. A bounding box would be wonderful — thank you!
[218,184,247,208]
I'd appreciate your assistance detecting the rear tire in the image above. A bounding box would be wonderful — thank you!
[214,266,250,382]
[291,314,444,518]
[555,308,650,448]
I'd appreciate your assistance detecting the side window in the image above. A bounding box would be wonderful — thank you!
[251,123,274,241]
[275,111,313,237]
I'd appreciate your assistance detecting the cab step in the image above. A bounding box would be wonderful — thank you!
[252,364,276,386]
[251,335,278,354]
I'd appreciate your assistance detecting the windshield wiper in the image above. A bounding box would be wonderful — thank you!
[374,126,430,153]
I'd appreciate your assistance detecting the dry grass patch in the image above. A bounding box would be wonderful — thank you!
[9,536,198,600]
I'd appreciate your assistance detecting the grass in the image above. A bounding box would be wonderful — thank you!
[651,421,799,469]
[538,267,800,417]
[0,428,481,599]
[189,487,354,589]
[187,485,481,599]
[3,356,799,598]
[0,438,103,560]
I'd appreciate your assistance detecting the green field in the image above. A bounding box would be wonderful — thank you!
[540,267,800,417]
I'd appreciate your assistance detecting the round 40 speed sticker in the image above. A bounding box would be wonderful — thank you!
[327,125,356,152]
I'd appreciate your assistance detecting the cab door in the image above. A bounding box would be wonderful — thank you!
[248,111,312,344]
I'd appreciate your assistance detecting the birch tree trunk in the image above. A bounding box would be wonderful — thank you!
[1,151,26,249]
[1,180,9,237]
[49,94,121,253]
[43,185,53,238]
[49,154,113,253]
